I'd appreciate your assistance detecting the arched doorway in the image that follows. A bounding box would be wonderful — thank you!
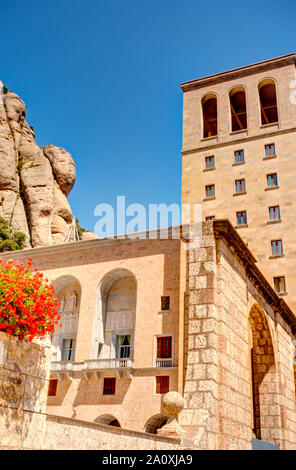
[95,414,121,427]
[144,414,167,434]
[249,304,275,440]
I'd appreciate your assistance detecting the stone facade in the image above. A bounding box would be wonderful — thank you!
[181,221,296,450]
[181,53,296,314]
[2,221,296,449]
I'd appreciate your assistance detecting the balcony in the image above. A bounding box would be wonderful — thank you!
[51,357,134,380]
[155,358,174,368]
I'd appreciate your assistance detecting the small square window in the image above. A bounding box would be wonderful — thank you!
[265,144,275,157]
[273,276,286,294]
[205,184,215,198]
[234,150,244,163]
[205,156,215,169]
[235,179,246,193]
[236,211,247,226]
[48,379,58,396]
[103,377,116,395]
[205,215,215,221]
[161,296,170,311]
[269,206,280,221]
[267,173,278,187]
[156,376,170,394]
[271,240,283,256]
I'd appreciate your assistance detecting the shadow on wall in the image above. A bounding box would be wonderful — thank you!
[73,374,132,406]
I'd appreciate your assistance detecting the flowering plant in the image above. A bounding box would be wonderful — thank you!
[0,258,60,342]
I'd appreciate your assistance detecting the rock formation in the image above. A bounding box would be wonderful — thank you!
[0,88,92,248]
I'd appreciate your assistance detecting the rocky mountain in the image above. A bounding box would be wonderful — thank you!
[0,88,94,248]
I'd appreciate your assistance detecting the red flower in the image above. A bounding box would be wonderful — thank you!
[0,258,60,342]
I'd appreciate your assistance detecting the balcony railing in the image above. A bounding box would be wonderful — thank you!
[155,358,173,368]
[84,358,133,370]
[51,358,134,378]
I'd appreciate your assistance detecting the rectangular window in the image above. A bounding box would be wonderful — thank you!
[265,144,275,157]
[274,276,286,294]
[267,173,278,187]
[161,296,170,311]
[269,206,280,221]
[156,376,170,394]
[48,379,58,396]
[205,156,215,169]
[157,336,172,359]
[61,338,75,361]
[236,211,247,226]
[271,240,283,256]
[205,184,215,198]
[103,377,116,395]
[205,215,215,221]
[234,150,244,163]
[235,179,246,193]
[116,335,131,359]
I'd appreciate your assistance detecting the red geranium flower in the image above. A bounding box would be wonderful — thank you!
[0,258,60,342]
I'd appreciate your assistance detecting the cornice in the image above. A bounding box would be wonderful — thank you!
[213,219,296,335]
[181,53,296,92]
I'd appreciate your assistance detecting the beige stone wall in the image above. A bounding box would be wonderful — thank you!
[0,331,187,450]
[0,331,51,449]
[181,57,296,314]
[180,222,296,450]
[3,236,185,432]
[43,414,182,450]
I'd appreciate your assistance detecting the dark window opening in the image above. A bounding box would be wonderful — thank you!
[230,88,247,132]
[116,335,131,359]
[103,377,116,395]
[157,336,172,359]
[161,296,170,311]
[259,81,278,125]
[48,379,58,396]
[156,376,170,394]
[202,95,218,138]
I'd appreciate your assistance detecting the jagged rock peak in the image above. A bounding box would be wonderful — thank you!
[0,88,78,248]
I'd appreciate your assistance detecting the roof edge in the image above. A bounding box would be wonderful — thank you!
[181,53,296,91]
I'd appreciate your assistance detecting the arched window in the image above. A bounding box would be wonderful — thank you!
[91,268,137,360]
[51,276,81,362]
[229,87,247,132]
[258,80,278,125]
[202,94,218,138]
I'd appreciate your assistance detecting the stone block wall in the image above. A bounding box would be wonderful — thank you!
[180,221,296,450]
[0,331,52,449]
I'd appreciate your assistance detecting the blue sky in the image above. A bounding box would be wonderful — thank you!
[1,0,295,232]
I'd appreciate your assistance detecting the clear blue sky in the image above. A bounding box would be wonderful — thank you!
[1,0,295,232]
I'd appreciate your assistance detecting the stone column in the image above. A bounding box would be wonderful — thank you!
[179,222,220,449]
